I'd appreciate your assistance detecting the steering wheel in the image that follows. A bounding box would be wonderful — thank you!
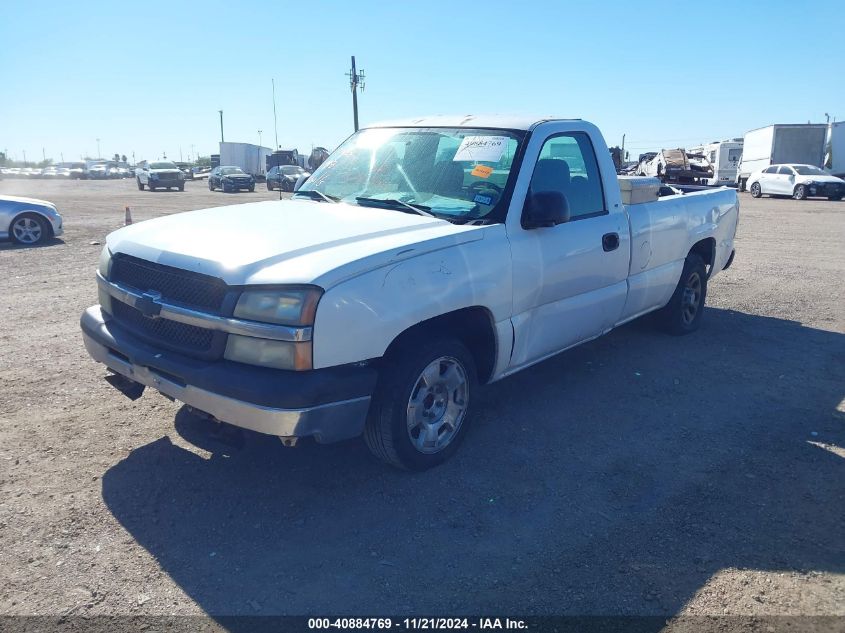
[468,181,503,195]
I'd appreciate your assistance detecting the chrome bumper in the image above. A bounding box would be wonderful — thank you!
[80,306,371,442]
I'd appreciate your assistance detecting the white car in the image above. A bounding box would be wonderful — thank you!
[748,164,844,201]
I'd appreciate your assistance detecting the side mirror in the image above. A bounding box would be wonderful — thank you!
[522,190,570,229]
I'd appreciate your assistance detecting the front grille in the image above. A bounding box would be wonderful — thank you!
[111,255,227,312]
[112,301,215,352]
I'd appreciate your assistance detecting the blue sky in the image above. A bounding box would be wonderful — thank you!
[1,0,842,164]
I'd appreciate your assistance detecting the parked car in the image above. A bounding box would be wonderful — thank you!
[60,162,88,179]
[81,115,738,470]
[41,166,61,178]
[135,161,185,191]
[1,194,64,245]
[88,163,110,179]
[208,166,255,192]
[266,165,309,191]
[174,162,195,180]
[747,164,844,200]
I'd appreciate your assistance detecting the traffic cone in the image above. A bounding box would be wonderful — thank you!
[124,205,133,225]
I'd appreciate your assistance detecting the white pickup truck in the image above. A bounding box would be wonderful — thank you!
[81,116,738,470]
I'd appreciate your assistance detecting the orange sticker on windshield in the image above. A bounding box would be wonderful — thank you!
[471,165,493,179]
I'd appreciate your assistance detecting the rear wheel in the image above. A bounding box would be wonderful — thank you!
[136,178,144,191]
[266,181,273,191]
[793,184,807,200]
[10,213,49,245]
[178,184,184,192]
[364,337,476,470]
[656,253,707,335]
[828,195,842,201]
[750,182,762,198]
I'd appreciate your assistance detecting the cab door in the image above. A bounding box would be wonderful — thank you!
[506,122,630,370]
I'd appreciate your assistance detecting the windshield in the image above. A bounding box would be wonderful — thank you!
[150,162,177,170]
[281,165,305,175]
[298,127,524,222]
[793,165,826,176]
[220,166,246,175]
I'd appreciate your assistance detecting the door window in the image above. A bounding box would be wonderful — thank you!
[777,166,794,175]
[529,133,606,220]
[763,166,778,174]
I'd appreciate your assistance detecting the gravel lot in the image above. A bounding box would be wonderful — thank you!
[0,178,843,621]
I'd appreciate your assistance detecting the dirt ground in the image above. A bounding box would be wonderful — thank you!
[0,178,843,622]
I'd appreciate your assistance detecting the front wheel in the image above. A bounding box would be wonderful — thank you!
[364,338,477,470]
[208,180,214,191]
[136,178,144,191]
[266,181,273,191]
[793,184,807,200]
[10,213,49,245]
[248,185,255,192]
[178,184,184,192]
[656,253,708,335]
[750,182,762,198]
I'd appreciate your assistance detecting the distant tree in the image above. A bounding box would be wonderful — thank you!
[195,155,211,167]
[0,151,6,166]
[121,154,127,163]
[113,153,120,162]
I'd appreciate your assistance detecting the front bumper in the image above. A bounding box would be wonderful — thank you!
[80,305,375,442]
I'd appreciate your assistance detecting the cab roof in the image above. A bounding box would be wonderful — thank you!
[366,114,580,132]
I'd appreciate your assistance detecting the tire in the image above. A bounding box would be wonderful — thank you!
[10,213,49,245]
[267,181,273,191]
[793,184,807,200]
[827,196,841,201]
[248,185,255,192]
[148,185,156,191]
[136,178,144,191]
[749,182,762,198]
[364,337,477,470]
[208,180,214,191]
[178,184,184,192]
[656,253,708,335]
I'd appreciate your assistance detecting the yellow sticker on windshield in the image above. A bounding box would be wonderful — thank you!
[471,165,493,179]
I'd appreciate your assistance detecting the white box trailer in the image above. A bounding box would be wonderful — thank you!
[737,124,827,190]
[826,122,845,178]
[219,142,272,177]
[689,139,743,186]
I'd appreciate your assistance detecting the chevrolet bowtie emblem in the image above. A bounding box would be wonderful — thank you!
[136,291,163,319]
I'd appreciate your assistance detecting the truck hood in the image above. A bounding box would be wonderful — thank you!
[106,199,485,287]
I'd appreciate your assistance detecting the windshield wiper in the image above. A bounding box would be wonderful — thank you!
[355,197,435,217]
[293,189,339,203]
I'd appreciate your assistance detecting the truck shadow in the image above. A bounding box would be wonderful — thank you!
[101,307,845,624]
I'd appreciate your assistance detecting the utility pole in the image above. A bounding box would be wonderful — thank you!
[96,138,101,158]
[22,150,27,166]
[42,147,46,162]
[621,134,626,163]
[346,56,366,132]
[272,78,279,149]
[218,110,224,143]
[191,145,196,162]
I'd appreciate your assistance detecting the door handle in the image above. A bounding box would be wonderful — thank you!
[602,232,620,252]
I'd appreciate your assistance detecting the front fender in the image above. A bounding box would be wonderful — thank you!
[312,225,513,369]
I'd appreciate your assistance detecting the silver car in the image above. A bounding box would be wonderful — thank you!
[0,195,64,245]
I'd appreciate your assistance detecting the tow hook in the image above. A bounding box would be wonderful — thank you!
[279,436,299,447]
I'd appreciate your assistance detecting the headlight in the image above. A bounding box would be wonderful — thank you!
[234,287,322,326]
[98,247,113,314]
[98,246,112,278]
[224,335,312,370]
